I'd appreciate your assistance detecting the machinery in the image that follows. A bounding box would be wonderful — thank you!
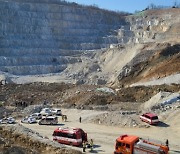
[114,134,169,154]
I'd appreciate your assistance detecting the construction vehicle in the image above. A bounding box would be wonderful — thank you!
[53,127,87,146]
[114,134,169,154]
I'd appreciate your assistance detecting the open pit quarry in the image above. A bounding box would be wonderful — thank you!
[0,0,180,154]
[0,0,179,85]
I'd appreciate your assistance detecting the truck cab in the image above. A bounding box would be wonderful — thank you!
[114,134,139,154]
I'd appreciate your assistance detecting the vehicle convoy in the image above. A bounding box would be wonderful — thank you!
[38,116,58,125]
[140,113,159,125]
[114,134,169,154]
[53,127,87,146]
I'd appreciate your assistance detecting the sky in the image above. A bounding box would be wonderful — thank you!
[67,0,180,13]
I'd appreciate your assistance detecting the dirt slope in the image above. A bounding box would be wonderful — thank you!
[117,43,180,86]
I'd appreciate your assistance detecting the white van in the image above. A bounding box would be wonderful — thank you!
[40,108,52,116]
[38,116,58,125]
[51,108,62,116]
[30,113,42,119]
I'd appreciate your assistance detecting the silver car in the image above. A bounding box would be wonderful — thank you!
[7,117,16,124]
[38,116,58,125]
[29,113,42,120]
[51,108,62,116]
[0,117,15,124]
[21,117,36,124]
[40,108,52,116]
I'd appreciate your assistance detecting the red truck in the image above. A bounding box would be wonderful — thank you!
[140,113,159,125]
[53,127,87,146]
[114,134,169,154]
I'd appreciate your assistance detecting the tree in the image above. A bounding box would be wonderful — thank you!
[173,0,180,8]
[148,3,156,9]
[173,0,178,8]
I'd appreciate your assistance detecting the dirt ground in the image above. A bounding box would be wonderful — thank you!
[0,83,180,153]
[1,83,179,110]
[19,108,180,154]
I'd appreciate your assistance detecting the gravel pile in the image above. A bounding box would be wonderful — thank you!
[0,107,12,119]
[143,91,180,111]
[83,111,142,127]
[22,105,44,115]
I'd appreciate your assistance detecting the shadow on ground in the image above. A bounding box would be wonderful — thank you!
[86,144,105,153]
[170,150,180,154]
[45,123,65,126]
[157,121,169,127]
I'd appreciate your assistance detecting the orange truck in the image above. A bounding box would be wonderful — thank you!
[114,134,169,154]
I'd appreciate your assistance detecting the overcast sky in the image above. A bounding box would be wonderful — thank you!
[67,0,180,13]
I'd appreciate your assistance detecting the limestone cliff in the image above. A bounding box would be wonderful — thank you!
[0,0,130,75]
[0,0,179,86]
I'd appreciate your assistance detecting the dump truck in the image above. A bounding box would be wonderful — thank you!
[114,134,169,154]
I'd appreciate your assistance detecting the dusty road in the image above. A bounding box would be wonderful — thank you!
[20,109,180,153]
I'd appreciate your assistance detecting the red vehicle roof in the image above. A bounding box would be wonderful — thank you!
[143,113,158,118]
[116,135,139,144]
[54,127,82,134]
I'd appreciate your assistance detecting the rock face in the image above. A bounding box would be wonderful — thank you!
[0,0,132,75]
[0,0,180,85]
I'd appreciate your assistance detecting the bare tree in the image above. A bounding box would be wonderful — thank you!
[173,0,178,8]
[173,0,180,8]
[148,3,156,9]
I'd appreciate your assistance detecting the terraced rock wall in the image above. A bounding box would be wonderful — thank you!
[0,0,131,75]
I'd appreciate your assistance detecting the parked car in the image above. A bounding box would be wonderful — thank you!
[40,108,52,116]
[7,117,16,124]
[0,117,15,124]
[51,108,62,116]
[140,113,159,125]
[38,116,58,125]
[30,113,42,119]
[21,117,37,124]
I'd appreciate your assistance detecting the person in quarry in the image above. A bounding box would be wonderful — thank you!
[82,141,86,152]
[90,139,93,151]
